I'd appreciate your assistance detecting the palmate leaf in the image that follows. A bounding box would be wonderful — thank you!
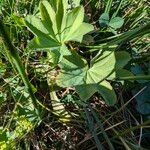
[87,51,116,84]
[28,37,60,50]
[63,6,84,41]
[56,51,88,87]
[75,81,117,106]
[68,23,94,42]
[25,0,93,50]
[56,51,130,105]
[86,51,131,84]
[56,51,130,87]
[25,15,60,49]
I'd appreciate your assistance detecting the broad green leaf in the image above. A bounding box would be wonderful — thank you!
[56,52,88,87]
[88,51,130,83]
[48,0,57,11]
[25,15,60,49]
[56,50,130,106]
[116,69,134,78]
[75,81,117,106]
[99,13,109,27]
[109,17,124,29]
[87,51,116,84]
[48,50,62,66]
[115,51,131,69]
[48,45,70,65]
[28,37,60,49]
[98,81,117,106]
[25,1,93,51]
[76,84,98,100]
[25,15,50,35]
[40,0,58,36]
[69,23,94,42]
[63,6,84,41]
[56,51,131,87]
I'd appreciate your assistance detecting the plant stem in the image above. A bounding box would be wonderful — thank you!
[117,75,150,81]
[0,18,39,114]
[112,0,124,18]
[105,0,113,14]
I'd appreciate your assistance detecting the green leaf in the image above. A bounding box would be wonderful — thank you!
[87,51,116,84]
[109,17,124,29]
[99,13,109,27]
[72,0,81,7]
[115,51,131,69]
[75,81,117,106]
[56,50,130,105]
[40,0,58,36]
[56,52,88,87]
[48,45,70,65]
[69,23,94,42]
[98,81,117,106]
[76,84,98,100]
[25,15,60,49]
[25,1,93,51]
[132,83,150,115]
[28,37,60,50]
[56,51,131,87]
[56,0,64,33]
[40,1,56,37]
[63,6,84,41]
[25,15,50,36]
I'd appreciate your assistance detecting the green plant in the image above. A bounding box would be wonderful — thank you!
[25,0,133,106]
[25,0,93,50]
[24,0,94,121]
[0,0,150,149]
[0,19,39,115]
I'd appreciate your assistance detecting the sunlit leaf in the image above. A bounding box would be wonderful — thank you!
[25,0,93,50]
